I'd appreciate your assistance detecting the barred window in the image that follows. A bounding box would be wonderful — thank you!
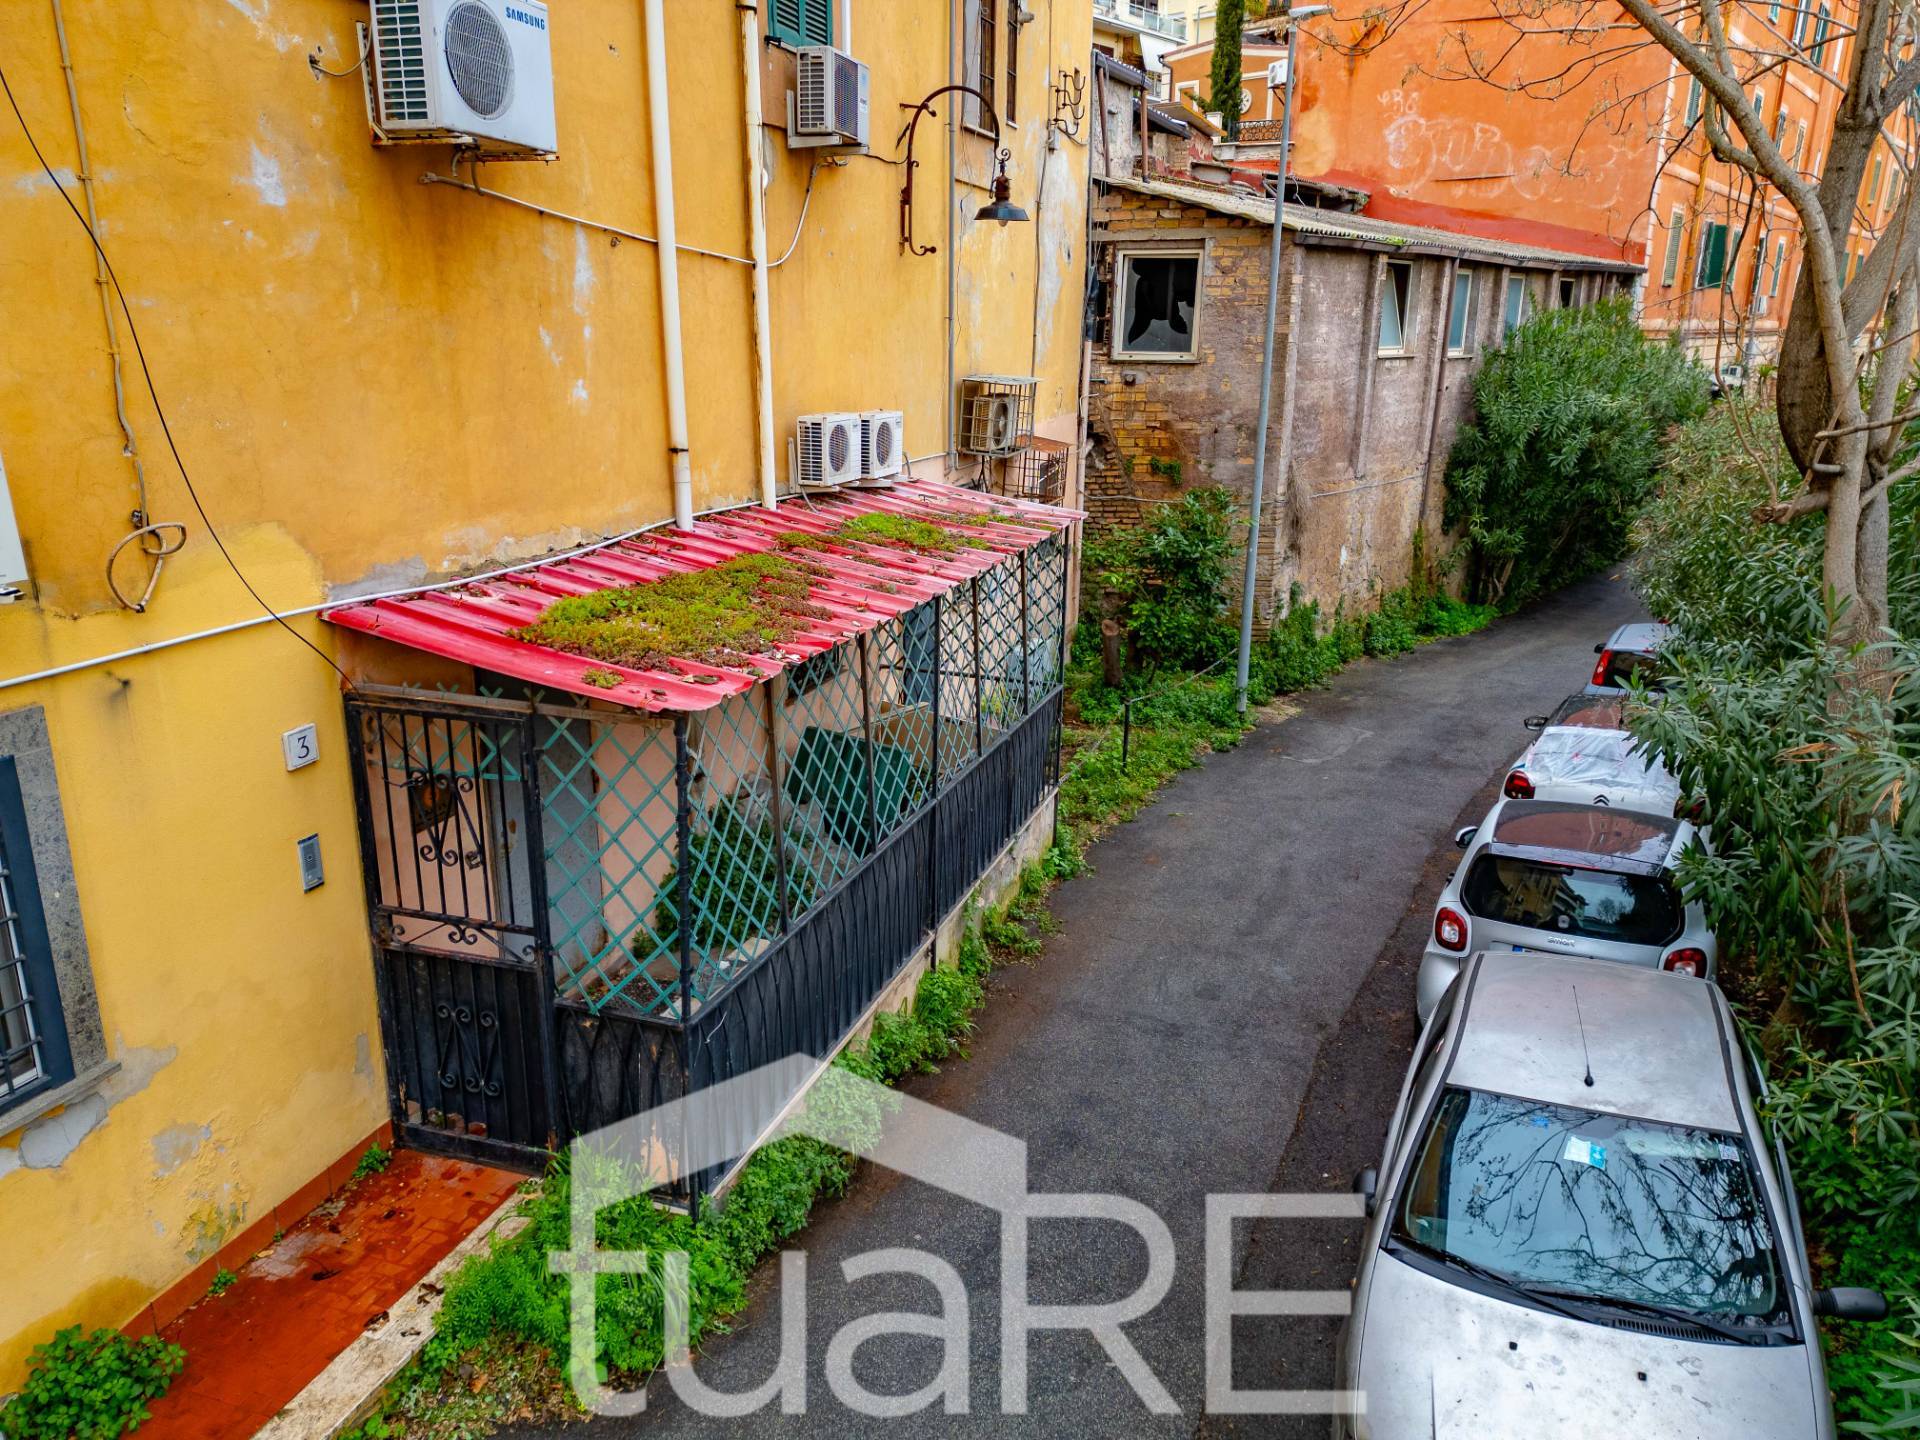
[0,757,72,1110]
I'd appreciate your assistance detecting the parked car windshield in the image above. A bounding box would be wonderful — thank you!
[1546,694,1626,730]
[1394,1088,1787,1323]
[1462,854,1683,945]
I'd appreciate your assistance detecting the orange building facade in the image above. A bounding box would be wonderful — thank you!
[1163,4,1892,371]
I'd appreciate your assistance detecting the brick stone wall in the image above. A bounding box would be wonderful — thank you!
[1085,186,1295,617]
[1087,185,1625,626]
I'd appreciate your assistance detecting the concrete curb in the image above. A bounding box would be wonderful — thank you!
[254,1191,530,1440]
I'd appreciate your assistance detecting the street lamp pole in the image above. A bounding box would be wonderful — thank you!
[1235,6,1327,713]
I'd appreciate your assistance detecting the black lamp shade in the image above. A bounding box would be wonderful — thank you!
[976,198,1030,225]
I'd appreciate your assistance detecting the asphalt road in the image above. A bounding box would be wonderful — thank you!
[517,570,1646,1440]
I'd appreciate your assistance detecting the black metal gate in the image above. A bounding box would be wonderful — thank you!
[346,694,562,1170]
[347,684,1064,1190]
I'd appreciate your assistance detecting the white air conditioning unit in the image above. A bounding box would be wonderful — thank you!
[368,0,557,156]
[796,413,862,488]
[854,410,904,486]
[788,45,870,150]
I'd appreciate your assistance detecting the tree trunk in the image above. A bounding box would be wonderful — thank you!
[1099,587,1125,687]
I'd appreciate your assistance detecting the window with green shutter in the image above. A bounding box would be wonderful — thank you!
[768,0,833,48]
[1695,221,1729,288]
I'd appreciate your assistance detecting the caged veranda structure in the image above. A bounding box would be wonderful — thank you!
[324,481,1075,1207]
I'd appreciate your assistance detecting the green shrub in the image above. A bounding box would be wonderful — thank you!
[0,1326,186,1440]
[1445,298,1708,610]
[1629,398,1920,1430]
[1083,488,1240,671]
[351,1142,391,1182]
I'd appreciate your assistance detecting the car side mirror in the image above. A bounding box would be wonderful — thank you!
[1594,642,1606,654]
[1523,715,1548,732]
[1453,825,1478,849]
[1814,1287,1889,1322]
[1353,1167,1378,1217]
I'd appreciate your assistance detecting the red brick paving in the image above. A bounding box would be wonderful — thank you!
[135,1150,524,1440]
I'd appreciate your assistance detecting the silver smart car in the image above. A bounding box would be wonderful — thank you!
[1338,951,1886,1438]
[1418,797,1716,1021]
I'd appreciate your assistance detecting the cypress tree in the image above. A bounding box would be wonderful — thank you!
[1209,0,1246,139]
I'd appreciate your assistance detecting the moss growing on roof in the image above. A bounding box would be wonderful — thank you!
[514,552,829,672]
[781,511,994,554]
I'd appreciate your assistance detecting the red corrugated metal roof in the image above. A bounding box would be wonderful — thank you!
[322,479,1080,713]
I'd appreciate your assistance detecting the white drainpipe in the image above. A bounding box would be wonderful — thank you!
[644,0,694,528]
[741,4,777,508]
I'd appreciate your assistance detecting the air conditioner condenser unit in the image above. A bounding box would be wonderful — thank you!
[958,375,1036,458]
[796,413,862,488]
[788,44,870,150]
[369,0,558,156]
[854,410,904,486]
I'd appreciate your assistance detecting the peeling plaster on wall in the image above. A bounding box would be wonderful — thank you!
[151,1123,213,1177]
[435,519,617,573]
[225,0,302,53]
[184,1198,247,1263]
[572,228,598,315]
[328,556,432,602]
[353,1032,374,1079]
[0,1042,178,1179]
[14,166,80,194]
[570,378,590,408]
[18,1096,109,1169]
[243,143,289,207]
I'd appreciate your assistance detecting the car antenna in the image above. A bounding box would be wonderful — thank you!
[1572,986,1595,1088]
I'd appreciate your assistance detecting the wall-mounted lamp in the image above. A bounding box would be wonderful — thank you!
[898,84,1030,256]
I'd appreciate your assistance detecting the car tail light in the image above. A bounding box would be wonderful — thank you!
[1674,796,1707,823]
[1591,649,1615,687]
[1435,906,1468,952]
[1663,947,1707,977]
[1503,769,1535,799]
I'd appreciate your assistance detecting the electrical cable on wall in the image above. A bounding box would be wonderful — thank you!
[1,58,355,688]
[45,0,186,613]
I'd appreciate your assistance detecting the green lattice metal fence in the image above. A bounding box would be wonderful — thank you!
[360,536,1070,1023]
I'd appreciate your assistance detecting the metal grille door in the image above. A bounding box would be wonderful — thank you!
[347,694,559,1170]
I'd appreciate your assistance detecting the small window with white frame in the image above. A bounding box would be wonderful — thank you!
[1445,269,1474,355]
[1378,260,1415,354]
[1112,248,1203,361]
[1502,273,1529,337]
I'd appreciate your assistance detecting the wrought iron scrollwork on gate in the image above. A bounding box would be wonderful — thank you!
[432,999,504,1099]
[407,769,487,874]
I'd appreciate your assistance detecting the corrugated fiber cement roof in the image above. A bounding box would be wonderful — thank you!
[322,479,1080,714]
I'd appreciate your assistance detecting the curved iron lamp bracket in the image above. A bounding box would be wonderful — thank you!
[898,83,1004,257]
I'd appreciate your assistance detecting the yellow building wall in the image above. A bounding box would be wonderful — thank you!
[0,0,1088,1386]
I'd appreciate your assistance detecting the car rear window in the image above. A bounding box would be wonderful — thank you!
[1462,854,1684,945]
[1601,648,1664,689]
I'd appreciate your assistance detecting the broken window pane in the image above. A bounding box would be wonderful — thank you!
[1118,253,1200,357]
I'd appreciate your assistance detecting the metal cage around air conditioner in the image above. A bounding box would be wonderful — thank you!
[999,437,1070,505]
[958,375,1036,458]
